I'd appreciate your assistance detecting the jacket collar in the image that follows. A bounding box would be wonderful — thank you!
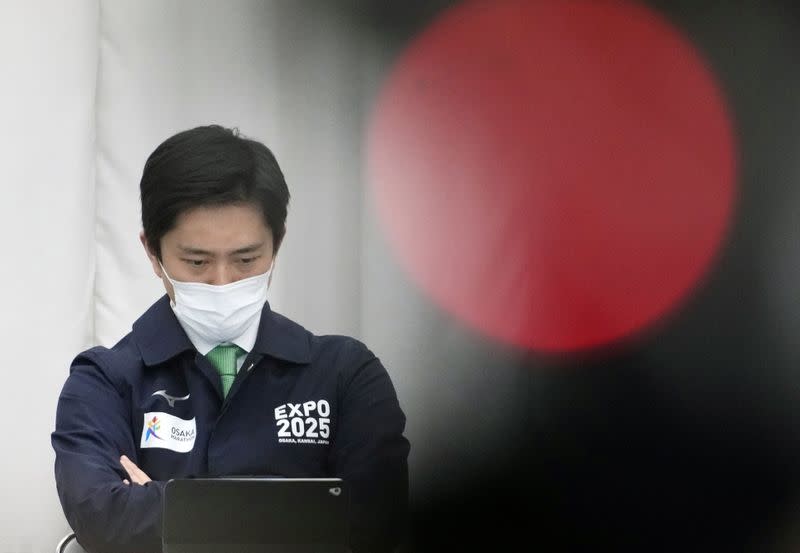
[132,295,312,366]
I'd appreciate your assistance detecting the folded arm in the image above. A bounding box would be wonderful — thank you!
[52,361,163,553]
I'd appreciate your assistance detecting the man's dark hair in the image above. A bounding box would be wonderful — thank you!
[140,124,290,259]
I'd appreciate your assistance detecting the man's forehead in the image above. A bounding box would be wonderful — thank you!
[174,202,267,225]
[165,204,273,244]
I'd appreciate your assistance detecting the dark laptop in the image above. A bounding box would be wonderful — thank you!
[162,477,350,553]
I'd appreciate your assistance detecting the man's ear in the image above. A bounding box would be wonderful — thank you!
[140,231,163,279]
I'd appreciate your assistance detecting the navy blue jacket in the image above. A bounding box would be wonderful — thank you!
[52,296,410,553]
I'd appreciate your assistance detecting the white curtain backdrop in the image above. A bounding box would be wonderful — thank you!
[0,2,98,551]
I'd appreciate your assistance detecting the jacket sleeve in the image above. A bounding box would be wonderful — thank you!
[52,352,164,553]
[329,341,411,553]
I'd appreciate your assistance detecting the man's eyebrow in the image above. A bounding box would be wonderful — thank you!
[230,243,265,255]
[177,245,214,256]
[176,243,265,256]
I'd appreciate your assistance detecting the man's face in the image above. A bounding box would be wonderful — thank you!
[141,203,275,300]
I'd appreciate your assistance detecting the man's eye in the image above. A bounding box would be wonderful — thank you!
[183,259,206,267]
[239,256,259,264]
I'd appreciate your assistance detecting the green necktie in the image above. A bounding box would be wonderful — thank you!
[206,344,243,398]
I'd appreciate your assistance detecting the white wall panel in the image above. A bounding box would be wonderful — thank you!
[261,3,365,339]
[0,2,99,551]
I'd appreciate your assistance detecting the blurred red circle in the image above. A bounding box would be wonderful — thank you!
[366,0,737,352]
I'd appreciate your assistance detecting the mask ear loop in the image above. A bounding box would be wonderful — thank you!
[267,258,276,289]
[159,262,175,284]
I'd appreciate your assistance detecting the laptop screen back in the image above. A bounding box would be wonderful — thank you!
[162,478,349,553]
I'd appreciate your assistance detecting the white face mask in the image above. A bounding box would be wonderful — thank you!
[160,263,272,346]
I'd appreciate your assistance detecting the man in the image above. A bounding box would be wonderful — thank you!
[52,125,410,553]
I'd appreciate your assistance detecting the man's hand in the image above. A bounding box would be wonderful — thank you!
[120,455,152,486]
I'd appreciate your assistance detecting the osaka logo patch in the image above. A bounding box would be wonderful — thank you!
[140,412,196,453]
